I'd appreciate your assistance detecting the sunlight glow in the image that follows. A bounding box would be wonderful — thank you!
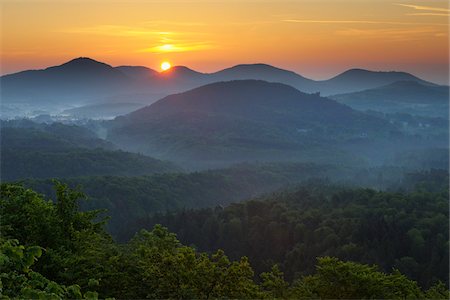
[161,61,171,71]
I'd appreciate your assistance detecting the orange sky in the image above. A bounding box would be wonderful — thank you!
[1,0,448,83]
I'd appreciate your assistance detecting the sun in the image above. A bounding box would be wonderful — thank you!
[161,61,171,71]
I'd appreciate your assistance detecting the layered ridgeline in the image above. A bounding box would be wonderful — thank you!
[331,81,449,118]
[106,80,402,168]
[1,57,438,119]
[1,120,178,180]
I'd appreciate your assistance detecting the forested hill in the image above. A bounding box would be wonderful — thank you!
[23,165,447,241]
[140,180,449,289]
[1,182,448,299]
[1,122,178,180]
[107,80,395,168]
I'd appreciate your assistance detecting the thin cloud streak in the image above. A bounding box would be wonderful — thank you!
[395,3,449,17]
[282,19,448,26]
[336,27,447,42]
[59,24,209,37]
[407,13,449,17]
[138,42,215,53]
[59,25,168,37]
[395,3,450,13]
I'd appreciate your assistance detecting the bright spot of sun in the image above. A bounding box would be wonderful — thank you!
[161,61,171,71]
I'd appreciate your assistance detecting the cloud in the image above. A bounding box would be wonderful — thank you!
[141,20,206,27]
[282,19,447,26]
[395,3,450,16]
[395,3,449,13]
[336,27,447,41]
[59,25,167,37]
[138,42,215,53]
[59,23,209,37]
[407,13,450,17]
[59,24,214,53]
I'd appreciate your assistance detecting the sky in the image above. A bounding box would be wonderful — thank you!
[1,0,448,84]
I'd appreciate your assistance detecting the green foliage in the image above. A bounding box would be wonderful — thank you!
[23,162,334,240]
[117,226,261,299]
[289,257,423,299]
[0,239,95,299]
[145,183,449,288]
[0,182,111,294]
[261,265,289,298]
[1,182,448,299]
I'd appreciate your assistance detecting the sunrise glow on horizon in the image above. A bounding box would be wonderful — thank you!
[161,61,172,71]
[1,0,448,84]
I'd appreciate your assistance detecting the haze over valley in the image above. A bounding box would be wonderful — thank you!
[1,0,449,298]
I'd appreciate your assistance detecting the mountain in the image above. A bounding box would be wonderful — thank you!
[107,80,394,168]
[1,120,179,180]
[154,66,208,91]
[1,57,131,102]
[330,81,449,118]
[317,69,433,95]
[1,57,437,119]
[210,63,315,91]
[115,65,158,79]
[63,102,146,119]
[161,66,205,79]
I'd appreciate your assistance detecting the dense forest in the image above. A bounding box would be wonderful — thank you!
[133,173,449,289]
[1,182,448,299]
[19,165,445,240]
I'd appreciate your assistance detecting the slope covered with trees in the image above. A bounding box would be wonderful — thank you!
[331,81,449,118]
[141,177,449,289]
[1,182,447,299]
[108,80,398,168]
[22,163,333,239]
[1,121,178,180]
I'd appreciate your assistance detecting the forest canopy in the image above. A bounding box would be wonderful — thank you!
[1,182,448,299]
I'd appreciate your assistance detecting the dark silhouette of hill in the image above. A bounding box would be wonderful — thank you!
[317,69,433,95]
[331,81,449,118]
[115,65,158,79]
[210,63,314,91]
[1,57,132,104]
[161,66,205,79]
[108,80,393,168]
[1,57,437,118]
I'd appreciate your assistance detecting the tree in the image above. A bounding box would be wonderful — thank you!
[289,257,423,299]
[0,239,97,299]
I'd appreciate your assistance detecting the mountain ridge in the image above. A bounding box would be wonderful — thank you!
[108,79,394,168]
[1,57,439,119]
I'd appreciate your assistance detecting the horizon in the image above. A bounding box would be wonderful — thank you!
[1,56,444,85]
[1,0,448,84]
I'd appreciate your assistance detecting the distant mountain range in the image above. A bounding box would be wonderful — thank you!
[331,81,449,118]
[107,80,396,168]
[1,57,440,119]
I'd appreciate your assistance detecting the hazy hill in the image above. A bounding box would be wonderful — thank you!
[210,63,315,92]
[331,81,449,118]
[115,65,158,80]
[1,122,179,180]
[108,80,393,168]
[1,57,437,119]
[1,57,131,102]
[63,102,145,119]
[317,69,432,95]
